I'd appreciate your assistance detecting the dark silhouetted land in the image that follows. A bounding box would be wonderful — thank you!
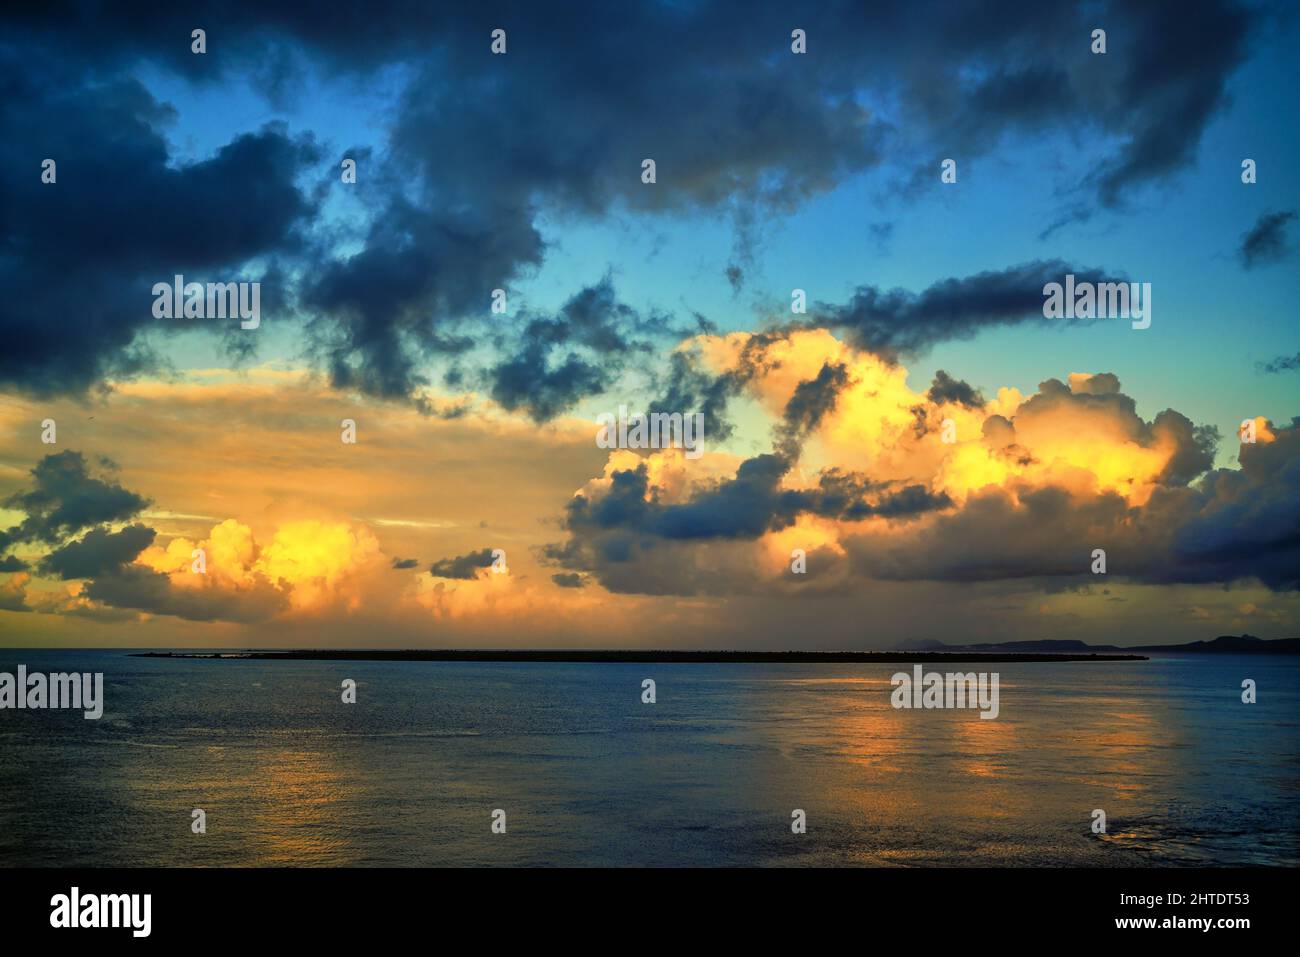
[133,649,1146,663]
[897,634,1299,655]
[130,634,1300,663]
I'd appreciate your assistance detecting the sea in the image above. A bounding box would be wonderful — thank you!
[1,649,1296,867]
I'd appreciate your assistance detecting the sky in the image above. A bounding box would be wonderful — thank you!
[1,0,1297,649]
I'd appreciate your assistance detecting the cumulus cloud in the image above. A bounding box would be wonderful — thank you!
[0,452,388,621]
[86,517,385,621]
[0,572,30,611]
[542,331,1293,597]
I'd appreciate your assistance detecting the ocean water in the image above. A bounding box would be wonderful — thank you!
[0,649,1296,867]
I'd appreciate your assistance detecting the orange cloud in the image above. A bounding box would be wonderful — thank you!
[695,329,1188,507]
[135,517,382,615]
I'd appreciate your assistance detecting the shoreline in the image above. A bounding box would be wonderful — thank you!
[130,649,1148,663]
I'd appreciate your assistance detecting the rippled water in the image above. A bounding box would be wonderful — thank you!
[0,650,1296,866]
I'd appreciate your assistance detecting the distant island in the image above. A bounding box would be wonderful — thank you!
[897,634,1300,655]
[133,649,1145,663]
[128,634,1300,663]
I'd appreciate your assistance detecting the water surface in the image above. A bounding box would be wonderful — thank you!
[1,650,1295,866]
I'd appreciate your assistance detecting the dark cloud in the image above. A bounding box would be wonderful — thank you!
[1152,410,1219,486]
[83,565,288,623]
[0,451,149,550]
[927,370,984,408]
[489,348,609,423]
[0,53,323,396]
[1238,209,1297,269]
[853,412,1291,590]
[1258,352,1300,374]
[1,1,1263,400]
[484,278,678,421]
[0,555,27,572]
[551,572,585,589]
[390,557,420,570]
[848,484,1133,583]
[649,332,786,442]
[1160,418,1300,590]
[847,418,1298,591]
[1069,372,1122,395]
[1085,1,1252,209]
[779,362,850,453]
[40,524,156,579]
[549,454,951,592]
[292,0,890,408]
[429,548,496,580]
[301,195,541,407]
[812,261,1115,360]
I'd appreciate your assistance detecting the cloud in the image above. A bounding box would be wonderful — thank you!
[1162,417,1300,590]
[927,371,985,409]
[486,277,688,421]
[96,517,384,620]
[0,447,392,621]
[847,416,1298,591]
[811,261,1116,359]
[543,333,1289,597]
[1084,0,1251,209]
[300,194,541,406]
[391,557,419,570]
[84,565,288,624]
[429,548,497,580]
[548,438,952,595]
[1238,209,1297,269]
[0,56,323,396]
[5,1,1259,404]
[648,332,788,443]
[776,361,850,457]
[1258,352,1300,374]
[40,524,156,579]
[0,451,149,549]
[0,572,29,611]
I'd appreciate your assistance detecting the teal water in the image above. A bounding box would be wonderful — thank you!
[0,650,1296,866]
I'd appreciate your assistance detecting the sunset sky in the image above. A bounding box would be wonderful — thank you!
[1,1,1298,649]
